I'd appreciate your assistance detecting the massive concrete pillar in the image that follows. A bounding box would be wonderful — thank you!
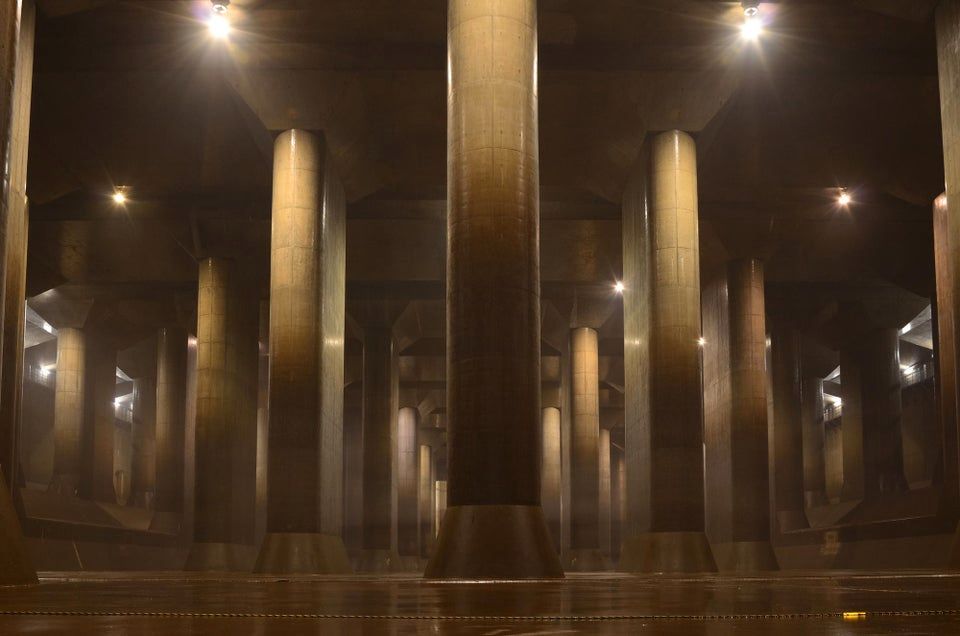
[541,406,562,552]
[51,327,85,496]
[435,480,447,537]
[343,385,363,556]
[621,131,716,573]
[801,377,828,507]
[419,444,434,560]
[840,327,908,501]
[185,257,258,571]
[426,0,561,579]
[131,376,157,508]
[935,1,960,562]
[397,406,420,569]
[0,0,31,493]
[613,448,625,563]
[598,427,612,560]
[771,325,805,528]
[935,194,960,514]
[566,327,607,570]
[359,327,401,572]
[725,260,778,570]
[152,327,187,531]
[254,129,350,574]
[84,334,117,503]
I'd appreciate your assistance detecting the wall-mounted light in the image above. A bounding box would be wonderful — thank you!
[208,0,231,39]
[741,1,763,40]
[614,281,625,294]
[697,337,707,347]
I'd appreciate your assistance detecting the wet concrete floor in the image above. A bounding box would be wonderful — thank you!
[0,571,958,634]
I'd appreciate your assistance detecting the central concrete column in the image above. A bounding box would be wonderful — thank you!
[151,327,187,531]
[771,325,805,528]
[397,406,420,569]
[254,129,350,574]
[425,0,562,579]
[185,257,258,571]
[801,377,828,507]
[541,406,562,552]
[419,444,434,560]
[85,333,118,504]
[51,327,85,496]
[727,259,777,570]
[131,376,157,508]
[620,131,716,573]
[359,327,401,572]
[566,327,607,570]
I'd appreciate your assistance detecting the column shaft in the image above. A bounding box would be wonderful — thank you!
[0,0,30,490]
[186,257,258,571]
[427,0,561,579]
[154,327,187,517]
[801,378,827,506]
[771,326,805,523]
[599,428,612,558]
[541,406,562,551]
[84,335,117,503]
[621,130,715,572]
[52,327,85,494]
[418,444,434,560]
[255,129,349,574]
[937,0,960,563]
[360,327,399,570]
[934,194,960,509]
[131,376,156,508]
[397,406,420,561]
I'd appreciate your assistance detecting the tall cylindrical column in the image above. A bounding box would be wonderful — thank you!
[255,129,350,574]
[567,327,607,570]
[435,480,447,537]
[621,130,716,573]
[51,327,85,495]
[771,325,805,526]
[359,327,401,572]
[934,194,960,513]
[418,444,434,560]
[131,376,156,508]
[801,377,827,507]
[397,406,420,567]
[541,406,562,552]
[85,335,117,503]
[185,257,258,571]
[426,0,561,579]
[598,427,612,560]
[937,3,960,563]
[726,259,777,570]
[153,327,187,524]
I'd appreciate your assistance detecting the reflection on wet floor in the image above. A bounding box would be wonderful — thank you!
[0,571,958,634]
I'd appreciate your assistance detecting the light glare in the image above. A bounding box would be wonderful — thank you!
[112,189,127,205]
[614,281,625,294]
[208,13,230,39]
[838,189,852,207]
[741,15,763,40]
[697,337,706,347]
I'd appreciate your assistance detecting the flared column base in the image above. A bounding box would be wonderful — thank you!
[184,542,256,572]
[620,531,717,573]
[253,532,352,574]
[711,540,779,572]
[563,548,611,572]
[425,505,564,579]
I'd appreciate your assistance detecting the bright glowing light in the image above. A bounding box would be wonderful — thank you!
[838,189,852,207]
[208,13,230,39]
[40,364,54,378]
[112,188,128,205]
[614,281,625,294]
[697,337,706,347]
[741,14,763,40]
[113,398,121,407]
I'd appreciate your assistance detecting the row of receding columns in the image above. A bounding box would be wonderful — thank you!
[5,0,960,583]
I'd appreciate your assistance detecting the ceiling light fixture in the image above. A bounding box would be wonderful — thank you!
[112,186,128,205]
[741,1,763,40]
[208,0,231,39]
[838,188,852,207]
